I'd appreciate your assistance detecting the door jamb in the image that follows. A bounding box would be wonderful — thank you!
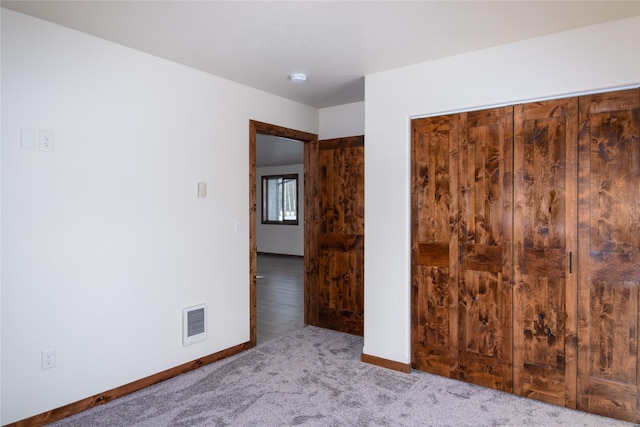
[249,120,319,347]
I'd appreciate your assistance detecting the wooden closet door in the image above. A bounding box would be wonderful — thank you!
[577,88,640,422]
[411,114,459,377]
[457,107,513,391]
[317,136,365,335]
[513,98,578,407]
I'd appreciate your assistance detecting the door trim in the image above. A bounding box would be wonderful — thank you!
[249,120,318,347]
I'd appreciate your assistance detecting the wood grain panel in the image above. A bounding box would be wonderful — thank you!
[589,279,638,383]
[316,136,364,335]
[417,243,450,267]
[462,244,502,272]
[305,139,321,326]
[513,97,578,407]
[521,248,566,278]
[588,252,640,281]
[585,379,639,422]
[577,88,640,423]
[320,233,364,251]
[319,135,364,150]
[411,114,459,377]
[457,106,513,392]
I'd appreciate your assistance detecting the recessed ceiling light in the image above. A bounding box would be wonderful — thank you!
[289,73,307,84]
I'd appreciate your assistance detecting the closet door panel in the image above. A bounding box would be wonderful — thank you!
[411,115,459,377]
[457,107,513,391]
[513,98,578,407]
[578,88,640,423]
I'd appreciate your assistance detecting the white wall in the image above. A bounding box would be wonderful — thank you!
[0,9,318,424]
[256,164,304,256]
[363,16,640,364]
[319,101,364,139]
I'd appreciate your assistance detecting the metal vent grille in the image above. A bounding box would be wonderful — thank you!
[188,308,205,336]
[183,304,206,346]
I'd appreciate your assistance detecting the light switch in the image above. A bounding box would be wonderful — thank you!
[39,130,54,152]
[197,182,207,198]
[21,128,36,149]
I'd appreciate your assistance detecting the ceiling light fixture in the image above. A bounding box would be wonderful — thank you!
[289,73,307,84]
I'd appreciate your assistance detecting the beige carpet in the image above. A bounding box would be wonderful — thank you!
[49,326,631,426]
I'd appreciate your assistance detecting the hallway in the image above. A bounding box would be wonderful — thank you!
[256,254,305,344]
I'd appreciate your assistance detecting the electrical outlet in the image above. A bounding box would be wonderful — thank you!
[39,130,54,152]
[42,349,56,370]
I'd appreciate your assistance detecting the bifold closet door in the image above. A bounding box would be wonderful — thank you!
[412,88,639,423]
[513,98,578,407]
[411,114,459,377]
[411,107,513,391]
[577,88,640,422]
[457,107,513,391]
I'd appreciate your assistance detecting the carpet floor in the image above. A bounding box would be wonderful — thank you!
[49,326,632,426]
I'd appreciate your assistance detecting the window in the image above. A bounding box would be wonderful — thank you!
[261,174,298,225]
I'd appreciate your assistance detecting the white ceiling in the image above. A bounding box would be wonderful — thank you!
[257,135,304,167]
[3,1,639,110]
[3,1,639,167]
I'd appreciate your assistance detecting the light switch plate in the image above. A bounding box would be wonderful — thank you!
[21,128,36,149]
[197,182,207,198]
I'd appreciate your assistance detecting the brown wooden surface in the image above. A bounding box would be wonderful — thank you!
[457,107,513,391]
[315,136,365,335]
[411,114,460,377]
[7,342,251,427]
[577,88,640,423]
[305,138,321,327]
[411,88,640,423]
[249,121,318,346]
[361,353,411,373]
[513,97,578,407]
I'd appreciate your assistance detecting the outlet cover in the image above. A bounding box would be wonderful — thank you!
[39,130,54,152]
[42,349,56,370]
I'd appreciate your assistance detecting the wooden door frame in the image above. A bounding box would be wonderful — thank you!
[249,120,319,347]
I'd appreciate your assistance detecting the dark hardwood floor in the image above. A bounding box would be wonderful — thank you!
[256,254,304,344]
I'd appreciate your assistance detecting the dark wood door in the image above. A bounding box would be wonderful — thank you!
[513,98,578,407]
[314,136,364,335]
[411,114,460,377]
[577,88,640,422]
[411,89,640,422]
[457,107,513,391]
[411,107,513,390]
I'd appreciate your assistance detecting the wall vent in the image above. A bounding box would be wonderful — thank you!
[183,304,207,346]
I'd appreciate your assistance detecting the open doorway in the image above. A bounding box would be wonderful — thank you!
[248,121,318,347]
[255,134,303,344]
